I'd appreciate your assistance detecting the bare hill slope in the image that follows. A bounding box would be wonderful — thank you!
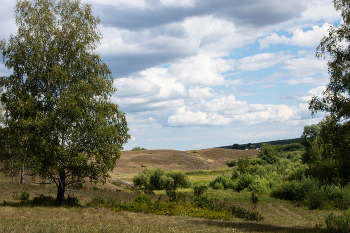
[113,148,258,175]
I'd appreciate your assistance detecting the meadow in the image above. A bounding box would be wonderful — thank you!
[0,148,345,233]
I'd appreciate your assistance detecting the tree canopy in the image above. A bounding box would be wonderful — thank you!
[310,0,350,120]
[0,0,129,205]
[307,0,350,187]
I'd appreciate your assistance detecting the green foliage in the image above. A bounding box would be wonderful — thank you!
[12,187,30,201]
[237,155,252,174]
[282,143,304,151]
[236,173,254,192]
[209,175,235,189]
[248,178,270,194]
[270,177,315,201]
[134,194,151,204]
[193,185,208,198]
[0,0,130,205]
[133,168,189,200]
[303,116,350,186]
[325,211,350,233]
[92,186,100,190]
[258,143,278,164]
[64,195,79,207]
[131,147,147,151]
[0,0,129,206]
[32,194,56,206]
[225,159,237,167]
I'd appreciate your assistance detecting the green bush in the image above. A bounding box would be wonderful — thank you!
[131,147,147,151]
[133,172,150,188]
[328,189,350,210]
[225,159,237,167]
[193,185,208,198]
[32,194,56,206]
[135,194,151,204]
[236,173,254,192]
[209,175,235,189]
[271,177,315,201]
[64,195,79,207]
[248,178,270,194]
[325,211,350,233]
[303,187,328,210]
[133,168,189,201]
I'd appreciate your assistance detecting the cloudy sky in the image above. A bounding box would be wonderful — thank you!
[0,0,342,150]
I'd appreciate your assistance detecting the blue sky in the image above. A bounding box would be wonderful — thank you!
[0,0,342,150]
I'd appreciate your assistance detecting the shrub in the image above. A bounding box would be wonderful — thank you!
[225,159,237,167]
[193,185,208,198]
[303,187,328,210]
[32,194,55,206]
[20,188,30,201]
[325,211,350,233]
[270,177,314,201]
[135,194,151,204]
[131,147,147,151]
[65,195,79,207]
[236,173,254,192]
[133,172,149,188]
[92,186,100,190]
[248,178,270,194]
[328,188,350,210]
[237,155,252,174]
[209,175,235,189]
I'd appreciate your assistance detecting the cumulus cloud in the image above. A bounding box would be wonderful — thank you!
[236,52,293,71]
[283,76,329,85]
[259,23,332,49]
[283,50,328,77]
[298,86,327,102]
[167,53,232,87]
[160,0,197,8]
[168,106,232,126]
[188,87,216,99]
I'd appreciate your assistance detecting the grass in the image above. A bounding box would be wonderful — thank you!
[0,155,342,233]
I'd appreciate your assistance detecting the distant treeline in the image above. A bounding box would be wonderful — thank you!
[218,138,302,150]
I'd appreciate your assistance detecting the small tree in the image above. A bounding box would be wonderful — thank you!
[0,0,129,205]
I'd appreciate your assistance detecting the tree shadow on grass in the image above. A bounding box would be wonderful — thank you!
[186,219,326,233]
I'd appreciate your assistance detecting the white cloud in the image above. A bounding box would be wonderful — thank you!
[188,87,216,99]
[83,0,148,9]
[259,33,288,49]
[168,106,232,126]
[298,86,326,102]
[283,50,328,77]
[236,52,293,71]
[167,53,231,87]
[160,0,196,8]
[284,76,329,85]
[259,23,332,49]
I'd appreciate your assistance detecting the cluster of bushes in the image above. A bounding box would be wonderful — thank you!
[325,210,350,233]
[212,143,350,211]
[271,177,350,210]
[131,147,147,151]
[133,168,190,200]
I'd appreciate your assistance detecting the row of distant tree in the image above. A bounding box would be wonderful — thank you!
[218,138,302,150]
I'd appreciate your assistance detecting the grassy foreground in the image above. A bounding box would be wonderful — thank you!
[0,173,340,233]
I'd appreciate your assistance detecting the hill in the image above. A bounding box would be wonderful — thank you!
[113,148,258,176]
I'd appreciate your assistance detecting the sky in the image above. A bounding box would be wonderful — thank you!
[0,0,342,150]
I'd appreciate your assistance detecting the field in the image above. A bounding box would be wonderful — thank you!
[0,148,341,233]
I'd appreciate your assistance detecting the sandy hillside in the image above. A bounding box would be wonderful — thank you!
[113,148,258,176]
